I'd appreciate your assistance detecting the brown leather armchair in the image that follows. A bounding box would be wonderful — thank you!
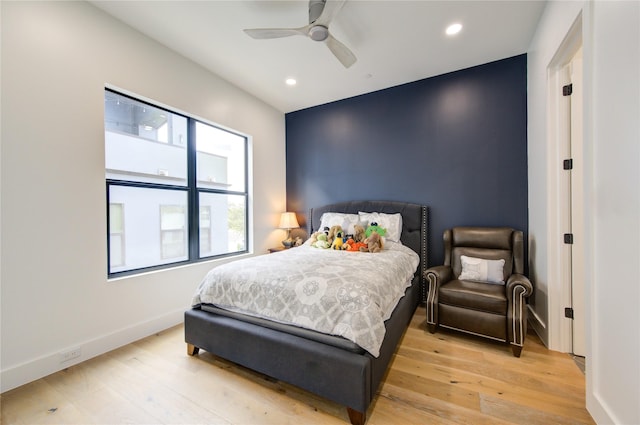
[425,227,533,357]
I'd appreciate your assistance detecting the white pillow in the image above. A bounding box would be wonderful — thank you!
[458,255,506,285]
[319,212,361,234]
[358,211,403,243]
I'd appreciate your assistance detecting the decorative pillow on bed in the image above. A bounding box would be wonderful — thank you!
[319,212,362,234]
[458,255,506,284]
[358,212,403,243]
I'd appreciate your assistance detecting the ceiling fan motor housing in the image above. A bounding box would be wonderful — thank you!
[308,25,329,41]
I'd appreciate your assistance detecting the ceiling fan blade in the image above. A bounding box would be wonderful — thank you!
[243,27,306,39]
[325,34,356,68]
[315,0,347,27]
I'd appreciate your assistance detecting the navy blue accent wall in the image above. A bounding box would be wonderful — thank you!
[285,54,528,265]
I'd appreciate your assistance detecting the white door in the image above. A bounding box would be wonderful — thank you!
[560,48,586,357]
[569,47,586,357]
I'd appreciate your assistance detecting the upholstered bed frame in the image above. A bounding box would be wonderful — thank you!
[184,200,428,424]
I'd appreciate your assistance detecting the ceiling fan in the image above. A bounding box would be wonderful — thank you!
[243,0,356,68]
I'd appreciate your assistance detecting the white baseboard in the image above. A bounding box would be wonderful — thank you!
[527,304,549,348]
[587,387,618,424]
[1,308,184,393]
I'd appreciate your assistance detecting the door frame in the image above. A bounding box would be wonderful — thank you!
[546,14,584,353]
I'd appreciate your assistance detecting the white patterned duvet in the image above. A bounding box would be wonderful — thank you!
[192,242,420,357]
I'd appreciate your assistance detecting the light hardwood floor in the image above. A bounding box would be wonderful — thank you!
[1,307,594,424]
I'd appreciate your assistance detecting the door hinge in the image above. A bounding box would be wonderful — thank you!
[563,158,573,170]
[565,307,574,319]
[564,233,574,244]
[563,83,573,96]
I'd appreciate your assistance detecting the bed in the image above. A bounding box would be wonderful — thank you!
[184,200,428,424]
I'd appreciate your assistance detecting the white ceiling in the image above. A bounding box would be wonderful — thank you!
[90,0,546,113]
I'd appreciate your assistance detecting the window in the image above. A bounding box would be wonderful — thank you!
[160,205,187,259]
[105,89,248,277]
[109,203,125,267]
[199,206,212,254]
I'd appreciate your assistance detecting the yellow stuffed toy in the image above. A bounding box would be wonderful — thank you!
[331,230,344,250]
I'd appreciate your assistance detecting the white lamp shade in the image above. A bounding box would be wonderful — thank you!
[278,212,299,229]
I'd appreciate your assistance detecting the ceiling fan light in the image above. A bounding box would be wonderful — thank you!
[286,78,297,86]
[446,23,462,36]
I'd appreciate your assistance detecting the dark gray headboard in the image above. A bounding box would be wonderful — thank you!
[309,200,428,296]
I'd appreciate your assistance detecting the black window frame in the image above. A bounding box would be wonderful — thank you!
[105,88,249,278]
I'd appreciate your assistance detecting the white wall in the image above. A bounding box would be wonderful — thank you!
[0,1,286,392]
[527,0,585,350]
[528,1,640,423]
[588,2,639,422]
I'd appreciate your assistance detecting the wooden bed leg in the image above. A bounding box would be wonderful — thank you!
[186,343,199,356]
[346,407,365,425]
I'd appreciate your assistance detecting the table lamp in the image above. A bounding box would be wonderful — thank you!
[278,212,299,248]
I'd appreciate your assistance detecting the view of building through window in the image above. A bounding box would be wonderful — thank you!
[105,89,248,276]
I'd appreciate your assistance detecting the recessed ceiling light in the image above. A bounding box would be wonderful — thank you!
[285,78,297,86]
[446,23,462,36]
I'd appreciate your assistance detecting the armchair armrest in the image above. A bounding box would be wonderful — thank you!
[505,273,533,356]
[506,273,533,301]
[424,265,453,331]
[424,265,453,286]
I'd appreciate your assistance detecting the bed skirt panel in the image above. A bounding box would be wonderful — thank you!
[185,308,372,411]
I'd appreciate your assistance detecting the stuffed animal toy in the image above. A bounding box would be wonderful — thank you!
[309,226,331,246]
[344,237,367,252]
[365,222,387,238]
[331,230,344,250]
[360,231,383,253]
[353,224,366,243]
[342,237,355,250]
[313,233,331,249]
[327,225,343,245]
[353,241,368,251]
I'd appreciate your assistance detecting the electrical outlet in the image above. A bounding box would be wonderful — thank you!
[59,347,82,364]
